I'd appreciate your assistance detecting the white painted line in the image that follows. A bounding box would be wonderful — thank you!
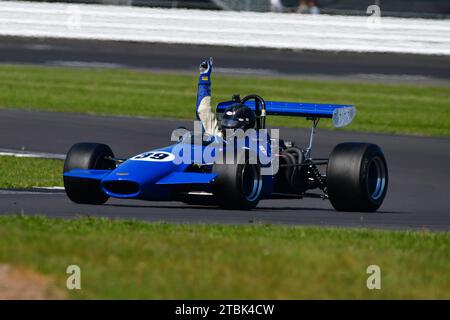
[187,191,213,196]
[31,186,65,190]
[45,60,127,69]
[354,74,432,81]
[0,148,65,160]
[0,1,449,55]
[0,189,64,195]
[215,67,280,76]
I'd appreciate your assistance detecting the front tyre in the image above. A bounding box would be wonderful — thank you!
[212,151,263,210]
[63,142,115,205]
[327,143,388,212]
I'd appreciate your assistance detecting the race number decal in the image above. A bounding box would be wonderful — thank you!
[131,151,175,162]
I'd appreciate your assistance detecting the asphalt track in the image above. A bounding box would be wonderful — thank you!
[0,36,449,83]
[0,108,449,231]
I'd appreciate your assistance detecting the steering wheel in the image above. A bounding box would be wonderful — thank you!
[241,94,267,129]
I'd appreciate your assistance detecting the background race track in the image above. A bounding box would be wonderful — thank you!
[1,109,449,231]
[1,37,450,83]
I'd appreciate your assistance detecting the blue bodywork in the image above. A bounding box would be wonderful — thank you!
[63,140,274,201]
[64,100,354,203]
[217,100,353,118]
[217,100,356,128]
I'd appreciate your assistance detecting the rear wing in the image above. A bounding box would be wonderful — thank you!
[216,100,356,127]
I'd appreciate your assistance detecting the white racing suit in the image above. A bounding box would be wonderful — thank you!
[196,59,221,137]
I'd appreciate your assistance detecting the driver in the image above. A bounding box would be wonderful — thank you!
[196,58,256,138]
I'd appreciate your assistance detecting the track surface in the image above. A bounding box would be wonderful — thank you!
[1,109,449,231]
[0,36,449,83]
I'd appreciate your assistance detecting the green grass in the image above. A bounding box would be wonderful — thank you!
[0,155,62,188]
[0,64,449,136]
[0,215,448,299]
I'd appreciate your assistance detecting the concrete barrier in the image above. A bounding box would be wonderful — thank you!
[0,1,449,55]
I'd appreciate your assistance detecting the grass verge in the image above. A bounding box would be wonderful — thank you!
[0,65,449,136]
[0,155,62,188]
[0,215,449,299]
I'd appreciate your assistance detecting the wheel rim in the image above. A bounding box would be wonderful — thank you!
[366,156,387,201]
[94,152,115,170]
[241,162,262,202]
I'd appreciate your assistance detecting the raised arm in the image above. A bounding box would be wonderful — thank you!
[196,58,221,136]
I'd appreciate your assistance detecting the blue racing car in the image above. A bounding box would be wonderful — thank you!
[63,59,388,211]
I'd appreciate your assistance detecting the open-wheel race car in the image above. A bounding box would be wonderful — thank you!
[63,93,388,212]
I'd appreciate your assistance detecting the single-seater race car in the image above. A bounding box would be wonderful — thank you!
[63,94,388,212]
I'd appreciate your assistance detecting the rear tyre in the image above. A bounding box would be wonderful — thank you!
[212,151,263,210]
[63,143,115,205]
[327,143,388,212]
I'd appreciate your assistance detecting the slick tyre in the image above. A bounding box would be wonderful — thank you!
[327,143,388,212]
[212,151,263,210]
[63,142,115,205]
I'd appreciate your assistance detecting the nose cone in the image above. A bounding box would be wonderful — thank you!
[101,157,186,199]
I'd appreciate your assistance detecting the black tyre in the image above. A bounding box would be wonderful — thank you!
[327,143,388,212]
[212,151,263,210]
[63,143,115,205]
